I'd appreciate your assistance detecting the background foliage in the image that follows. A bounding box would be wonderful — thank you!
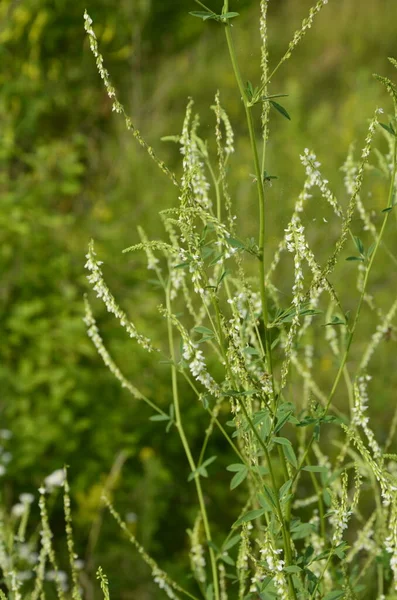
[1,0,396,597]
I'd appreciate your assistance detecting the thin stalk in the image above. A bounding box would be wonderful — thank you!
[223,7,298,596]
[205,155,222,221]
[223,13,275,398]
[166,284,220,600]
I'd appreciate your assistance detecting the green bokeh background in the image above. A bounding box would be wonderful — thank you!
[1,0,396,597]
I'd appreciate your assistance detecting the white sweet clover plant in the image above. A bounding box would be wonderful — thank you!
[80,3,397,599]
[1,3,396,600]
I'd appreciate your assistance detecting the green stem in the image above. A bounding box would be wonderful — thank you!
[206,155,222,221]
[223,7,298,597]
[166,284,220,600]
[223,3,275,406]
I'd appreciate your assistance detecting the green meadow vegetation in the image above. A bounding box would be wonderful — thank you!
[1,0,397,598]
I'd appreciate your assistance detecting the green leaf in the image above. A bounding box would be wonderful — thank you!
[275,411,292,433]
[206,584,214,600]
[193,326,215,337]
[233,508,266,527]
[222,534,241,552]
[269,100,291,121]
[346,256,364,262]
[279,479,292,499]
[244,346,260,356]
[189,11,216,21]
[207,540,220,553]
[273,436,292,447]
[283,444,298,469]
[188,456,217,481]
[220,553,235,566]
[220,12,240,21]
[380,122,396,136]
[325,315,346,326]
[227,236,245,249]
[262,93,289,100]
[230,466,248,490]
[302,465,328,473]
[217,270,229,288]
[149,414,170,422]
[382,205,396,213]
[353,236,364,254]
[226,463,246,472]
[290,521,316,540]
[366,242,376,258]
[208,252,224,266]
[262,484,277,509]
[257,493,273,512]
[323,488,332,506]
[160,135,180,143]
[284,565,302,574]
[334,541,349,559]
[201,455,217,469]
[323,591,345,600]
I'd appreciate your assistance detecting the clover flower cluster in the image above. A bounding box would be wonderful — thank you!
[153,567,180,600]
[300,148,343,217]
[0,429,12,478]
[84,12,178,186]
[330,472,352,545]
[237,524,252,599]
[352,375,382,459]
[183,341,220,396]
[83,12,121,114]
[180,101,211,210]
[281,214,308,387]
[284,0,328,61]
[341,146,377,235]
[258,536,288,600]
[362,109,383,158]
[343,425,395,507]
[85,241,154,352]
[218,563,228,600]
[188,516,206,585]
[105,496,185,600]
[259,0,270,86]
[386,501,397,591]
[266,175,314,283]
[38,490,66,600]
[212,93,235,157]
[84,298,147,403]
[11,492,34,539]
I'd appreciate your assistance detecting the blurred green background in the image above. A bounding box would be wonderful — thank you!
[1,0,397,597]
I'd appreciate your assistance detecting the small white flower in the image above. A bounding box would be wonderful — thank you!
[12,503,26,518]
[126,512,138,523]
[20,493,34,505]
[44,469,65,491]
